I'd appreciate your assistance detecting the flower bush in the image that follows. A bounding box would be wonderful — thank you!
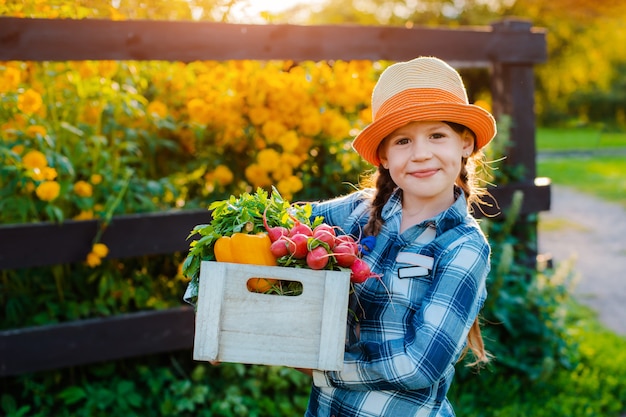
[0,58,378,226]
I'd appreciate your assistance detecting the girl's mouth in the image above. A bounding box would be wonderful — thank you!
[410,169,438,178]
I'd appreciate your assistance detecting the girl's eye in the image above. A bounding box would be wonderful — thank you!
[430,132,446,139]
[395,137,410,145]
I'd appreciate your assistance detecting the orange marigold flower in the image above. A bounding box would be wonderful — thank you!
[22,150,48,170]
[86,252,102,267]
[147,100,168,118]
[26,125,47,138]
[73,180,93,197]
[73,210,94,221]
[17,89,43,115]
[244,163,272,188]
[187,98,212,125]
[92,243,109,258]
[98,61,119,78]
[212,165,234,186]
[42,167,58,181]
[35,181,60,202]
[90,174,103,185]
[1,67,21,92]
[257,148,281,171]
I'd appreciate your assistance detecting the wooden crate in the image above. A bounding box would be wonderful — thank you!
[193,261,350,371]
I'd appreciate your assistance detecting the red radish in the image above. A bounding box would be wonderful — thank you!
[313,224,336,237]
[350,258,374,284]
[263,206,289,242]
[333,243,358,267]
[287,212,313,237]
[306,246,329,270]
[336,234,357,245]
[312,229,336,248]
[335,235,358,256]
[270,237,289,258]
[286,233,309,259]
[289,222,313,237]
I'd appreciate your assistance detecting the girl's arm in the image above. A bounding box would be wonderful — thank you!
[314,236,490,391]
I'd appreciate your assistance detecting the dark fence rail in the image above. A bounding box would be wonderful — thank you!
[0,17,546,63]
[0,16,548,377]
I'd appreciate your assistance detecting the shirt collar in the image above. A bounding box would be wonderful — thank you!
[381,187,469,234]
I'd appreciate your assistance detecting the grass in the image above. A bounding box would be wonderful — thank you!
[536,127,626,207]
[537,127,626,151]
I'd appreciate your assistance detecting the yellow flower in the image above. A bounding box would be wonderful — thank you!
[244,163,272,188]
[277,175,303,200]
[92,243,109,258]
[278,131,299,153]
[90,174,103,185]
[73,180,93,197]
[11,144,24,155]
[1,67,21,92]
[76,62,96,79]
[73,210,94,221]
[42,167,58,181]
[22,150,48,170]
[98,61,118,78]
[147,100,168,118]
[35,181,60,202]
[261,120,287,143]
[17,89,43,115]
[299,109,322,137]
[31,166,57,182]
[212,165,234,186]
[187,98,212,125]
[257,148,281,171]
[474,99,492,112]
[248,106,270,126]
[26,125,47,138]
[82,103,102,125]
[86,252,102,267]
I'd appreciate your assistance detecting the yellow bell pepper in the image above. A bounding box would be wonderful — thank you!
[214,232,278,292]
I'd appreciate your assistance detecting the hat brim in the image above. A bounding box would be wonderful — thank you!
[352,102,497,166]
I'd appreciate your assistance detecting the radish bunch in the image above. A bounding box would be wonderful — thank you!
[263,207,377,284]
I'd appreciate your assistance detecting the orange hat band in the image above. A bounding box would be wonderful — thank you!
[374,88,465,121]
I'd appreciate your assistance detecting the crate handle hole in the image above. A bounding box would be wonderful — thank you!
[246,278,303,296]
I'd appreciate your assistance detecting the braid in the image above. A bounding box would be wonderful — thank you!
[446,122,492,367]
[363,168,397,236]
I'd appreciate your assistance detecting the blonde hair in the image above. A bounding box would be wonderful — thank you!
[362,122,491,367]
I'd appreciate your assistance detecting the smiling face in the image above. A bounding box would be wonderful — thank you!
[379,120,474,219]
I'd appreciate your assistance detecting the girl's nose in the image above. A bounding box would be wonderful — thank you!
[410,140,432,160]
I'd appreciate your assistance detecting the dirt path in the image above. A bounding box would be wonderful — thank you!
[538,185,626,336]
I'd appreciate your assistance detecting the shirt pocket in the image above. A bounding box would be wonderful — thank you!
[391,269,433,310]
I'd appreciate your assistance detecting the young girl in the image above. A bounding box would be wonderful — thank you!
[303,56,497,416]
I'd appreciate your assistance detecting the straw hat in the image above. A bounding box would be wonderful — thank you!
[352,56,497,166]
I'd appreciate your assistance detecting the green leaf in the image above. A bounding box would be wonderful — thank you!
[57,386,86,405]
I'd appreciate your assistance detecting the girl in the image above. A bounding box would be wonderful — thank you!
[304,56,497,416]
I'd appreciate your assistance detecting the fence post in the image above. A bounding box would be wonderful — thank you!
[490,18,546,269]
[490,18,539,181]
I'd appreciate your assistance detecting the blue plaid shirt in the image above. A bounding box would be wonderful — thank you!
[306,187,490,417]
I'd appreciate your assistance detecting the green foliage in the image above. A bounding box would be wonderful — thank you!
[450,306,626,417]
[0,356,311,417]
[2,1,626,415]
[0,254,188,330]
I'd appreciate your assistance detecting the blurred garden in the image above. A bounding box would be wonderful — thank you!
[1,0,626,416]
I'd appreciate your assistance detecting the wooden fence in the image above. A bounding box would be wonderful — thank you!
[0,16,549,377]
